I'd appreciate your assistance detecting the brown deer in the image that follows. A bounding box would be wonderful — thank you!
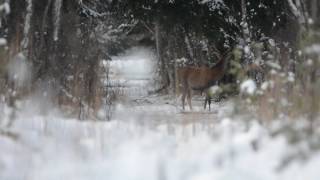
[177,51,229,110]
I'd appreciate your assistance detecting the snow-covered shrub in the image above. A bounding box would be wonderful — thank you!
[227,33,319,127]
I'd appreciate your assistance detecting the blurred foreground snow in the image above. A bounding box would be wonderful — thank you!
[1,99,320,180]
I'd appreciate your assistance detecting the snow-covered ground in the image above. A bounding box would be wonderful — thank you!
[0,47,319,180]
[1,101,320,180]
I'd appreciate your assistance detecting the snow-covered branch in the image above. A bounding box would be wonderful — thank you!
[0,1,10,15]
[21,0,33,49]
[53,0,62,41]
[287,0,306,24]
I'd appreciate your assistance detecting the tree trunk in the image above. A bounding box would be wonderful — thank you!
[155,18,169,92]
[311,0,318,26]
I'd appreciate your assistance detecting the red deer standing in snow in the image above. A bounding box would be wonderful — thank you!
[177,51,229,110]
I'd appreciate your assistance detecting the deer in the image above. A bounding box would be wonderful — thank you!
[177,50,229,111]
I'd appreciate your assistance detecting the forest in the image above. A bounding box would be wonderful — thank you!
[0,0,320,179]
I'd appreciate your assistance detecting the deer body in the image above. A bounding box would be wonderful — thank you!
[177,55,228,110]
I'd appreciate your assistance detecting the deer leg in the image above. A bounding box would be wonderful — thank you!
[204,95,208,110]
[204,89,210,110]
[187,89,192,110]
[181,90,186,110]
[208,96,211,111]
[204,96,212,111]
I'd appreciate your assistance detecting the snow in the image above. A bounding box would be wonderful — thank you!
[304,44,320,55]
[0,38,7,46]
[21,0,33,49]
[266,61,282,70]
[261,80,274,91]
[240,79,256,95]
[1,100,320,180]
[208,85,222,96]
[0,2,10,14]
[200,0,224,6]
[287,72,295,82]
[199,0,225,11]
[244,45,250,54]
[287,0,302,19]
[53,0,62,41]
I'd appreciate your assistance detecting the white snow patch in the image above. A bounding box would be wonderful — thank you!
[0,2,10,14]
[266,61,281,70]
[208,85,222,95]
[304,44,320,55]
[200,0,224,4]
[200,0,225,10]
[287,72,295,82]
[240,79,257,95]
[0,38,7,46]
[261,80,274,91]
[244,45,251,54]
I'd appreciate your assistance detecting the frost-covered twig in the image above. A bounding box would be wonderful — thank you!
[21,0,33,49]
[287,0,306,24]
[53,0,62,41]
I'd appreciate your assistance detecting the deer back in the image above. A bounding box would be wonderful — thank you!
[178,57,227,89]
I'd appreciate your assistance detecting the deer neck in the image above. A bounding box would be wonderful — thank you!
[205,57,228,84]
[211,57,227,72]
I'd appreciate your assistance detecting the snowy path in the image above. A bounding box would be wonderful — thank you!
[107,46,155,97]
[108,47,228,125]
[0,47,320,180]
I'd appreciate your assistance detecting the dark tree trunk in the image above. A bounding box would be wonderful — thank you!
[310,0,318,26]
[155,18,169,92]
